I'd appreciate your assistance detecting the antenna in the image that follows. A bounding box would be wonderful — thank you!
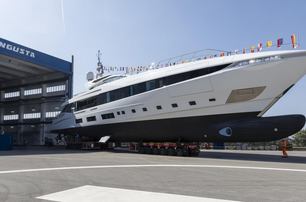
[96,50,104,77]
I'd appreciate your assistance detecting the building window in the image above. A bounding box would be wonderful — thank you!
[46,111,61,118]
[121,111,125,115]
[86,116,96,122]
[76,118,83,123]
[24,88,42,96]
[131,109,136,113]
[189,101,197,106]
[46,84,66,93]
[101,113,115,119]
[3,114,19,121]
[4,91,20,98]
[171,103,178,108]
[23,113,41,119]
[142,107,148,112]
[117,111,120,115]
[156,105,162,110]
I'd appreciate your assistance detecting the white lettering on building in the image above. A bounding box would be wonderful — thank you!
[0,40,35,58]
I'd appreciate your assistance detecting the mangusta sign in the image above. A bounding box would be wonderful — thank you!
[0,40,35,58]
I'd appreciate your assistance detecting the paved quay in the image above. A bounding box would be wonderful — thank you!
[0,148,306,202]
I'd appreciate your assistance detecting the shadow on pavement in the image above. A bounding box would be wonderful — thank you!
[1,147,306,164]
[0,146,99,156]
[198,151,306,164]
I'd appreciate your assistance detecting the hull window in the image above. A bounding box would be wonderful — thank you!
[189,101,197,106]
[142,107,148,112]
[101,113,115,119]
[86,116,96,122]
[75,118,83,123]
[131,109,136,113]
[171,103,178,108]
[156,105,162,110]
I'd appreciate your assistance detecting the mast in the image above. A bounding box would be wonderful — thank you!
[96,50,104,78]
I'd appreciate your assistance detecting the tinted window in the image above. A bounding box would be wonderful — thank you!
[132,82,146,95]
[77,97,97,111]
[101,113,115,119]
[75,118,83,123]
[146,79,163,91]
[97,93,107,105]
[86,116,96,122]
[109,87,130,102]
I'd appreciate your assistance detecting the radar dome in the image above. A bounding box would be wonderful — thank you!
[86,72,94,81]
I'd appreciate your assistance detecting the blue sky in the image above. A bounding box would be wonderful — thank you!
[0,0,306,118]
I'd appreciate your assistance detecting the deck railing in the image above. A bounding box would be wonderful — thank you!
[100,43,299,75]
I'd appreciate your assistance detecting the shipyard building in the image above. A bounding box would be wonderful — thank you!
[0,38,73,145]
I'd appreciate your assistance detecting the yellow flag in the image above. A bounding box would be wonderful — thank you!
[266,40,273,47]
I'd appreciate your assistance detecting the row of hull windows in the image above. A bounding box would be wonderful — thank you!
[67,64,229,112]
[76,101,197,124]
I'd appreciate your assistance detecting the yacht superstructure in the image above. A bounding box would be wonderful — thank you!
[51,49,306,143]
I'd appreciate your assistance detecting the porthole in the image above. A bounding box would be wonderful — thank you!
[189,101,196,106]
[156,105,162,110]
[171,103,178,108]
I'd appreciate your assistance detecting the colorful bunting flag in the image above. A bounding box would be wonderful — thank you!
[250,46,255,53]
[266,40,273,47]
[277,38,283,48]
[291,34,297,48]
[257,43,263,52]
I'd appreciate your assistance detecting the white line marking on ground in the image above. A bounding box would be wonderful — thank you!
[1,164,306,174]
[37,185,239,202]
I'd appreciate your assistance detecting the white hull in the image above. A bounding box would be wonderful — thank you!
[51,50,306,142]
